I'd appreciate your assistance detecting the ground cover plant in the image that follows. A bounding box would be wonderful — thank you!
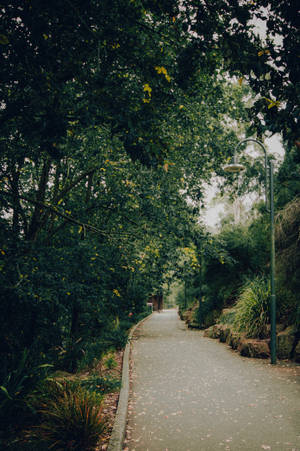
[233,277,270,339]
[28,379,105,451]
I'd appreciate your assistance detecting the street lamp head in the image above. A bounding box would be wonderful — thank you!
[223,162,245,173]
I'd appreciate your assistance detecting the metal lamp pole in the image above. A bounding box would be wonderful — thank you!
[224,138,277,364]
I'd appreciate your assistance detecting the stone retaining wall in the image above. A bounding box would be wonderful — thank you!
[203,323,300,362]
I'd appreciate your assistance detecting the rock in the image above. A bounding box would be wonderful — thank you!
[219,325,231,343]
[184,304,199,326]
[183,311,191,322]
[226,331,242,350]
[180,308,192,322]
[204,324,221,339]
[238,339,270,359]
[188,320,202,329]
[203,326,212,337]
[277,326,296,359]
[294,341,300,363]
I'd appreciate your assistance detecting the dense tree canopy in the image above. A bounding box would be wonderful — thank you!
[0,0,299,424]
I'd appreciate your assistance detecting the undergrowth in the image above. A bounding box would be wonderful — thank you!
[233,277,270,338]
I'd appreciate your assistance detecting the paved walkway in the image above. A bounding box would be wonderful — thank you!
[124,310,300,451]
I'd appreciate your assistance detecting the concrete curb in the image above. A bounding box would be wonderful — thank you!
[107,312,154,451]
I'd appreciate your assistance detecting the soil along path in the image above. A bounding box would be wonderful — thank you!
[125,310,300,451]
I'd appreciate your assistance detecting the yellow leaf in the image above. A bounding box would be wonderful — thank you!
[143,83,152,94]
[238,76,244,86]
[57,199,63,205]
[66,292,71,295]
[0,249,5,255]
[264,97,280,109]
[163,163,169,172]
[78,225,83,234]
[43,34,49,40]
[258,49,270,56]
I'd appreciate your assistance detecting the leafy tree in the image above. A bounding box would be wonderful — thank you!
[183,0,299,148]
[3,1,299,443]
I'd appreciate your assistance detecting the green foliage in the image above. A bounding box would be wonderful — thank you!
[276,287,299,328]
[218,309,236,326]
[275,196,300,329]
[176,282,199,312]
[28,380,105,451]
[80,375,121,395]
[201,222,268,313]
[196,306,220,329]
[100,327,130,352]
[103,354,118,370]
[1,0,299,443]
[0,349,52,433]
[276,150,300,208]
[233,277,270,338]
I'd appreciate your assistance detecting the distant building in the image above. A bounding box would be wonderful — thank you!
[149,294,163,311]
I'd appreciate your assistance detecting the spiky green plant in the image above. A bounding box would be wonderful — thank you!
[233,277,270,338]
[29,382,105,450]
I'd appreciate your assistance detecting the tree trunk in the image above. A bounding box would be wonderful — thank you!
[26,157,51,241]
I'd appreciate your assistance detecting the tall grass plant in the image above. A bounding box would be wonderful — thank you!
[233,277,270,338]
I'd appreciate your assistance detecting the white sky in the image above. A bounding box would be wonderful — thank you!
[202,133,285,229]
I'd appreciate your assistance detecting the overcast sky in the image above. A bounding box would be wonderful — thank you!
[202,133,285,229]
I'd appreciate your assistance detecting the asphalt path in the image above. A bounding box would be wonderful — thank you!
[124,310,300,451]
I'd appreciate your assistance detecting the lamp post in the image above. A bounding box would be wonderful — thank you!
[224,138,277,364]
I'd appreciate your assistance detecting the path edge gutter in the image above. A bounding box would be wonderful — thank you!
[107,312,154,451]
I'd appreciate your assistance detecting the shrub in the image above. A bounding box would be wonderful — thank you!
[75,341,107,372]
[28,380,105,451]
[80,374,121,395]
[0,349,52,436]
[233,277,270,338]
[276,287,299,327]
[102,327,129,350]
[77,327,129,372]
[218,309,236,325]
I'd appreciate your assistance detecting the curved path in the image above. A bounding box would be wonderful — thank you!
[124,310,300,451]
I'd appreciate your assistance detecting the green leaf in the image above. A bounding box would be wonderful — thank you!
[0,386,12,400]
[37,364,53,369]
